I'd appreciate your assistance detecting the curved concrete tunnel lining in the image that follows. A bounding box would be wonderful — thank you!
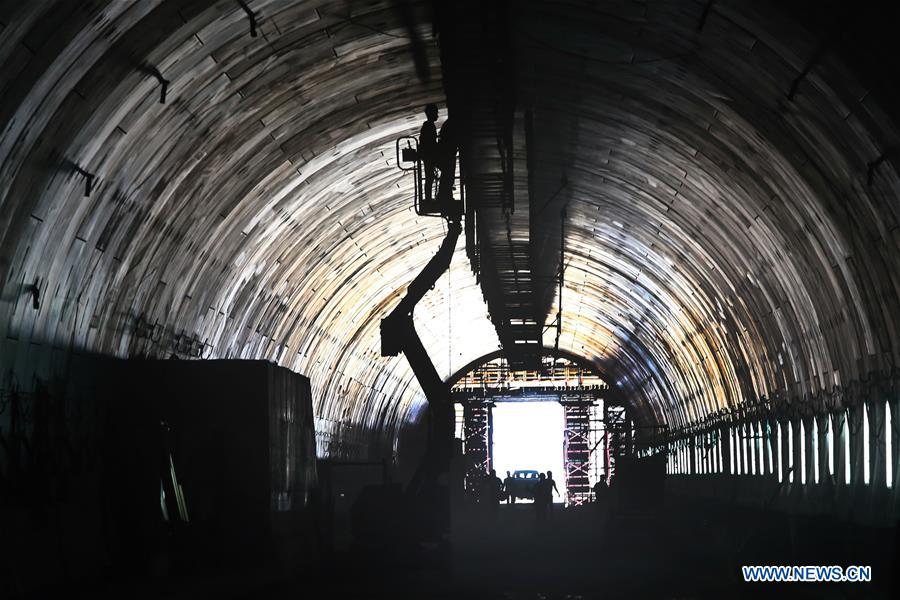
[1,0,458,454]
[0,1,899,461]
[537,30,900,427]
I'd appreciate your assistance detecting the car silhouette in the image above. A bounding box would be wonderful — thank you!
[506,470,541,502]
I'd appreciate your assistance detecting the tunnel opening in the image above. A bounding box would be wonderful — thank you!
[490,401,566,505]
[451,352,614,508]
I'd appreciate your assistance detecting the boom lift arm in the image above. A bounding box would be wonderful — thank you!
[380,218,461,534]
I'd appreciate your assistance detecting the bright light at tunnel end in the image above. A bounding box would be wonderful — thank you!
[491,402,566,503]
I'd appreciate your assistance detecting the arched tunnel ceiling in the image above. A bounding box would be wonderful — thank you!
[0,0,898,457]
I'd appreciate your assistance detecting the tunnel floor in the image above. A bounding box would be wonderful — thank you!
[54,497,894,599]
[303,499,892,600]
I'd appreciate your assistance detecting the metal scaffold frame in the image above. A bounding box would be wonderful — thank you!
[452,355,610,504]
[588,401,606,493]
[461,400,493,495]
[563,402,592,506]
[605,404,630,482]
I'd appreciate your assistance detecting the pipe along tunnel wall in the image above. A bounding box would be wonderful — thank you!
[0,0,900,589]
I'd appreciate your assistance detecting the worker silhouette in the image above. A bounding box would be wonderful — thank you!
[437,117,458,202]
[503,470,514,504]
[593,478,610,528]
[546,470,560,515]
[419,103,439,201]
[481,469,503,520]
[593,478,608,505]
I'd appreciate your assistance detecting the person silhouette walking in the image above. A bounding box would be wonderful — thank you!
[546,470,560,516]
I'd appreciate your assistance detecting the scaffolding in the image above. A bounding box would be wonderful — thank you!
[461,400,493,495]
[563,402,592,506]
[605,403,630,482]
[452,355,609,503]
[588,400,606,492]
[453,356,606,389]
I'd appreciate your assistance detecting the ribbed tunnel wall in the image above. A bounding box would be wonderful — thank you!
[0,0,503,458]
[524,1,900,428]
[1,0,898,458]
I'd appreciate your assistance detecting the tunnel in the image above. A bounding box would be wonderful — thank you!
[1,0,899,597]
